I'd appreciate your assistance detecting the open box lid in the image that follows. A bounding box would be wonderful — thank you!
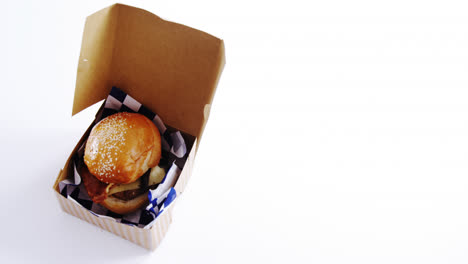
[73,4,225,140]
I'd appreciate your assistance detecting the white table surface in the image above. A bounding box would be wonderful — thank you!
[2,1,468,263]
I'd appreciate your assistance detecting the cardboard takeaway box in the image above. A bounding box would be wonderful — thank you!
[52,4,225,250]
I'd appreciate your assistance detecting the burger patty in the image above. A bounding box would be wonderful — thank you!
[111,184,159,201]
[111,188,147,201]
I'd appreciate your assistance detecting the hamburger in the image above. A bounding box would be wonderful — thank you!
[79,112,166,214]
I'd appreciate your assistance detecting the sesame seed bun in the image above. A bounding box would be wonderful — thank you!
[84,112,161,184]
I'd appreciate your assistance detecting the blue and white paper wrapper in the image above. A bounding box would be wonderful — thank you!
[58,87,194,228]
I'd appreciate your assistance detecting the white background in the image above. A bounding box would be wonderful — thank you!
[2,0,468,263]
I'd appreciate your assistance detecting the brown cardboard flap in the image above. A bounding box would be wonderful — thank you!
[73,5,118,117]
[73,4,225,139]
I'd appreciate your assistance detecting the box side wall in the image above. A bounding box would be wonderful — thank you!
[55,191,174,250]
[174,138,198,194]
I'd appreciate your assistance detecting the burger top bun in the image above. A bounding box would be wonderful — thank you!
[84,112,161,184]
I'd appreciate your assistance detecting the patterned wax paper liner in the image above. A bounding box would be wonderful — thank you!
[59,87,195,228]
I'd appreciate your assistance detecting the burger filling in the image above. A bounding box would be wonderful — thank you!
[111,188,147,201]
[80,161,166,203]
